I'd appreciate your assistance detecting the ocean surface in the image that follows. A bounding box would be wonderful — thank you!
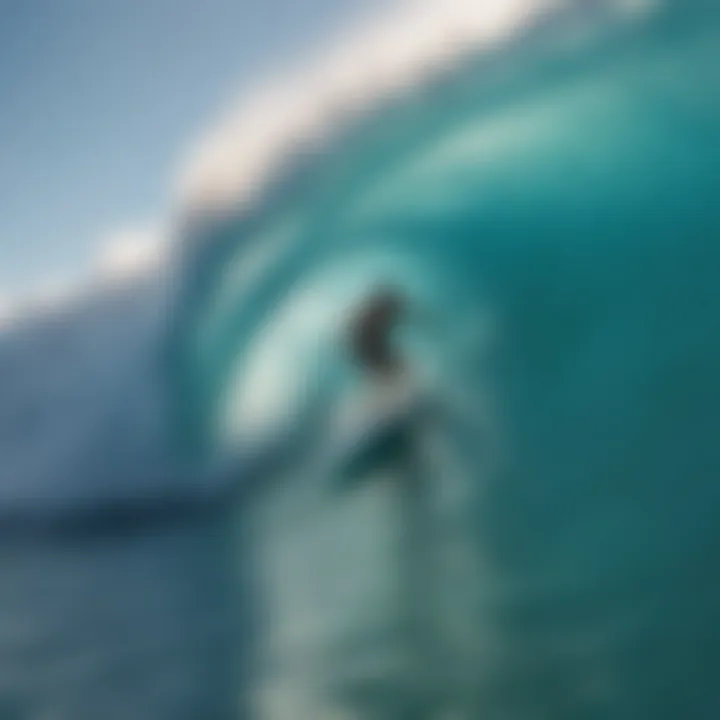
[0,511,253,720]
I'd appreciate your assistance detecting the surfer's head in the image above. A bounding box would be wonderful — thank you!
[347,286,407,379]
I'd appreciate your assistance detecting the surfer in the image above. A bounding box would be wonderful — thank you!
[338,285,439,719]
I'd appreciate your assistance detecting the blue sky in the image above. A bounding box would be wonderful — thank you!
[0,0,383,296]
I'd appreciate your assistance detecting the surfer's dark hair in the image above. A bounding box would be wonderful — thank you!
[347,285,406,377]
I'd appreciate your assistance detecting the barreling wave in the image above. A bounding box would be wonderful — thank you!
[0,0,694,532]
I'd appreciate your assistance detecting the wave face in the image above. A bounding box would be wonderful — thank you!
[167,4,720,718]
[0,278,175,511]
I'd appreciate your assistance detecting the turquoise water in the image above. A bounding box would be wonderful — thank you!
[167,4,720,717]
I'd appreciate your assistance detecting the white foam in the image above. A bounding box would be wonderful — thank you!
[177,0,569,217]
